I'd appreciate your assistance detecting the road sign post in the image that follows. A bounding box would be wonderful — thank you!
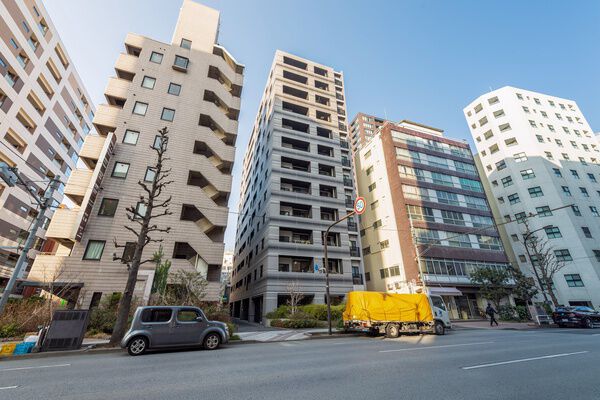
[323,196,366,335]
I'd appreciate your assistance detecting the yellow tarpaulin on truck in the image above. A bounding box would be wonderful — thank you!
[343,291,433,323]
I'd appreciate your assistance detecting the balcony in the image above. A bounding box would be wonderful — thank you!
[79,135,109,169]
[342,158,351,168]
[64,169,93,205]
[345,198,354,208]
[105,77,130,106]
[203,90,239,121]
[350,247,360,257]
[114,53,137,81]
[208,65,242,98]
[348,221,358,232]
[281,178,310,194]
[340,140,349,149]
[124,33,145,54]
[28,255,68,283]
[280,202,311,219]
[281,157,310,173]
[45,208,80,244]
[343,178,353,187]
[93,104,120,136]
[352,274,363,285]
[279,228,313,245]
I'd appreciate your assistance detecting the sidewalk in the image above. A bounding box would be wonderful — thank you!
[452,320,541,330]
[237,328,329,342]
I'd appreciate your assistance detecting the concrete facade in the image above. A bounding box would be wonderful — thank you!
[26,0,243,306]
[465,86,600,309]
[229,51,364,323]
[0,0,95,285]
[355,119,511,319]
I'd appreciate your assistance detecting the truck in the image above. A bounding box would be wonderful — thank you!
[343,291,451,337]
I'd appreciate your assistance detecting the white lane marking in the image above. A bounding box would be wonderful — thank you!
[591,333,600,336]
[462,351,589,370]
[379,341,494,353]
[0,363,71,372]
[0,386,18,390]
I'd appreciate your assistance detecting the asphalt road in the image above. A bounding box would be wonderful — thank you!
[1,327,599,400]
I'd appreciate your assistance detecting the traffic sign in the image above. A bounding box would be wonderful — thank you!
[354,197,366,215]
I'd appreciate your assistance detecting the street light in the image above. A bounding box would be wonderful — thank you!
[523,224,553,305]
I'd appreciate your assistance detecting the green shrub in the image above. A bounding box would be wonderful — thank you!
[269,318,319,329]
[0,323,20,338]
[87,293,121,334]
[265,305,290,319]
[498,305,519,321]
[515,305,530,321]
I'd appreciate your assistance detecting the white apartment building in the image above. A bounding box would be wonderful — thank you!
[0,0,95,286]
[465,86,600,309]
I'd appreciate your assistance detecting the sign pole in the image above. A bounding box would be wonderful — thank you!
[323,197,366,335]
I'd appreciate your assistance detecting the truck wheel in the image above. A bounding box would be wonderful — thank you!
[434,321,445,336]
[385,323,400,338]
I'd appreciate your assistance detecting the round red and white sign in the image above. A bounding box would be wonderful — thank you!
[354,197,366,215]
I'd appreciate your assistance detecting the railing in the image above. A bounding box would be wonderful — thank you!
[350,247,360,257]
[343,178,353,187]
[345,199,354,208]
[352,275,363,285]
[341,158,351,167]
[348,222,358,232]
[340,140,349,149]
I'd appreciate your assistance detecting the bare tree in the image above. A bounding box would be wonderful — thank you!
[286,281,304,316]
[109,127,173,345]
[521,221,566,307]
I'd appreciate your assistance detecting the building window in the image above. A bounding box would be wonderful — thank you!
[144,167,156,182]
[564,274,584,287]
[594,250,600,262]
[552,168,562,178]
[161,108,175,121]
[587,173,597,183]
[368,183,376,192]
[520,169,535,180]
[373,220,382,229]
[152,135,163,149]
[98,198,119,217]
[174,55,189,70]
[515,212,527,223]
[150,51,163,63]
[501,176,513,187]
[514,152,528,162]
[519,255,527,262]
[168,83,181,96]
[545,226,562,239]
[508,193,520,205]
[135,202,147,220]
[554,249,572,262]
[580,187,589,197]
[571,170,580,179]
[133,101,148,116]
[495,160,506,171]
[122,129,140,145]
[141,76,156,89]
[528,186,543,198]
[112,162,130,178]
[180,38,192,49]
[582,227,592,238]
[511,234,519,242]
[590,206,599,217]
[572,205,582,216]
[561,186,571,196]
[545,152,554,160]
[83,240,106,261]
[535,206,552,217]
[121,242,136,264]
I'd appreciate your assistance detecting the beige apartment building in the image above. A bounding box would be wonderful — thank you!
[355,119,512,320]
[0,0,94,285]
[27,0,243,307]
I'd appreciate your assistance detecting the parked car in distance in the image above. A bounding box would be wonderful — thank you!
[121,306,229,356]
[552,306,600,328]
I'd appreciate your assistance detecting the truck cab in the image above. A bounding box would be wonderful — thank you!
[429,295,452,330]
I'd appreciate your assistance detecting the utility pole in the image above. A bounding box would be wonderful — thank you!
[0,162,60,315]
[323,197,365,335]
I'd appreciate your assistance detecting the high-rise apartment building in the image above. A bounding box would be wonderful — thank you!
[355,119,511,320]
[0,0,94,286]
[229,51,364,323]
[26,0,243,306]
[349,112,385,154]
[465,86,600,308]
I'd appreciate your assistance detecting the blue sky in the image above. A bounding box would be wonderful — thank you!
[44,0,600,251]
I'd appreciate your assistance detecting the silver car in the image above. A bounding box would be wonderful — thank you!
[120,306,229,356]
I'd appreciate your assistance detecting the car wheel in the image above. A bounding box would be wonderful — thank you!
[385,323,400,338]
[204,333,221,350]
[127,336,148,356]
[434,321,445,336]
[584,318,594,329]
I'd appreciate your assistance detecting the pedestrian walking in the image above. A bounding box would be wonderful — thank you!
[486,303,499,326]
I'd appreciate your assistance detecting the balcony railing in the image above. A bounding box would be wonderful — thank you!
[350,247,360,257]
[341,158,351,167]
[340,140,349,149]
[343,178,353,187]
[345,199,354,208]
[348,222,358,232]
[352,275,363,285]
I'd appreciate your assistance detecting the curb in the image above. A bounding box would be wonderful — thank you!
[0,346,122,361]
